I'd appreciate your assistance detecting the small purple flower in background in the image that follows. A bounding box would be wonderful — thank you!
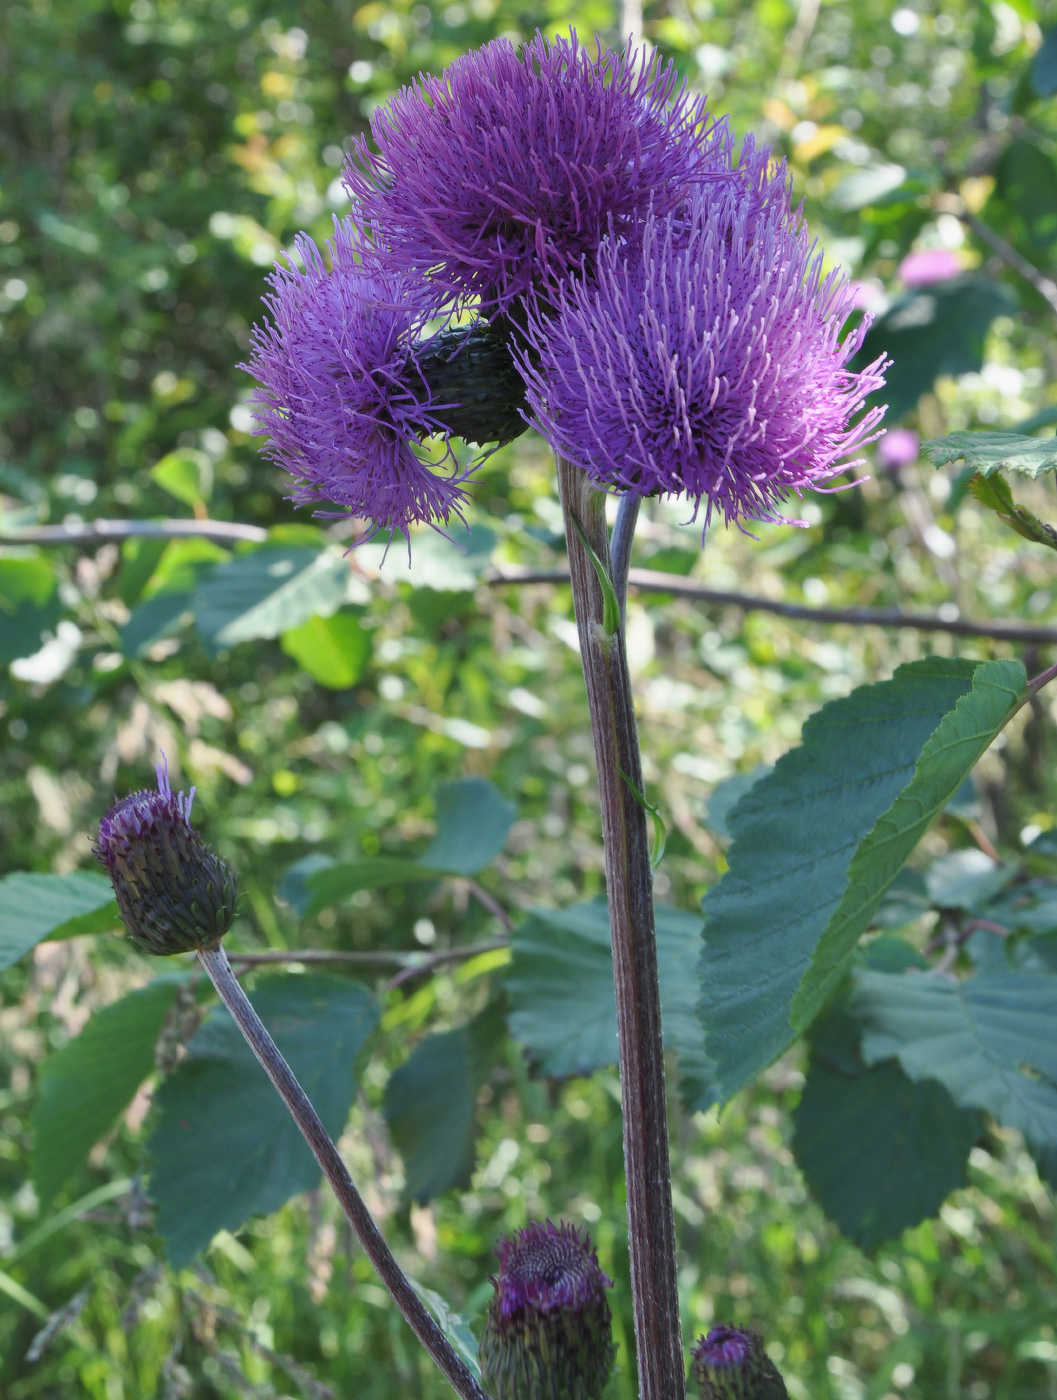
[345,31,732,314]
[690,1325,789,1399]
[479,1220,615,1400]
[244,219,475,539]
[518,144,889,529]
[877,427,920,471]
[95,759,238,957]
[897,248,961,287]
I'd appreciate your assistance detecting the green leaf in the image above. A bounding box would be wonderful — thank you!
[151,449,213,508]
[148,974,378,1267]
[419,778,516,876]
[194,547,354,652]
[570,516,619,638]
[0,872,118,971]
[995,138,1057,246]
[356,525,496,592]
[31,977,183,1202]
[703,768,772,842]
[854,277,1016,420]
[700,658,1025,1101]
[924,849,1015,911]
[507,900,714,1111]
[384,1000,506,1204]
[793,1021,979,1251]
[968,472,1057,551]
[922,430,1057,479]
[409,1282,481,1381]
[278,853,336,918]
[1033,26,1057,97]
[280,610,371,688]
[306,858,443,915]
[826,163,908,212]
[0,557,62,664]
[120,590,194,657]
[854,968,1057,1187]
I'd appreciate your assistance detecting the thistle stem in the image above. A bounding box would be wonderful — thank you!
[610,492,642,624]
[556,456,684,1400]
[197,943,489,1400]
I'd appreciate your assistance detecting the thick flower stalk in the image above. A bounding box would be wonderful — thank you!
[520,143,888,529]
[345,31,732,314]
[245,219,524,539]
[690,1326,790,1400]
[479,1221,616,1400]
[95,760,238,956]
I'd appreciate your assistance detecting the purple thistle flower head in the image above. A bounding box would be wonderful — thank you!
[344,31,732,315]
[244,218,480,540]
[95,758,238,957]
[690,1325,789,1399]
[518,142,889,531]
[480,1221,615,1400]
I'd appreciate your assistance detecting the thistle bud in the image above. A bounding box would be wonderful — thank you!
[690,1326,789,1400]
[94,760,238,956]
[413,319,527,447]
[479,1220,616,1400]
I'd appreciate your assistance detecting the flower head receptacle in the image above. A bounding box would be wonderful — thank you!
[690,1326,789,1400]
[479,1220,616,1400]
[95,761,238,957]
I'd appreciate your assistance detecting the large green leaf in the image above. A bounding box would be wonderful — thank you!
[0,557,62,665]
[418,778,516,876]
[120,590,194,657]
[854,277,1016,419]
[383,1000,505,1203]
[306,778,516,913]
[194,547,354,652]
[700,658,1024,1101]
[280,609,371,688]
[151,448,213,508]
[357,525,496,592]
[31,977,183,1202]
[854,968,1057,1186]
[148,974,378,1266]
[995,138,1057,246]
[0,872,118,971]
[922,431,1057,479]
[507,900,714,1111]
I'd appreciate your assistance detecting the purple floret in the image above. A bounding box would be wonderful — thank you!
[518,141,889,530]
[693,1325,754,1368]
[244,219,472,539]
[344,31,732,314]
[492,1220,612,1322]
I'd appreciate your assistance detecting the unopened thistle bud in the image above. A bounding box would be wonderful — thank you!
[479,1220,616,1400]
[691,1326,789,1400]
[94,760,238,956]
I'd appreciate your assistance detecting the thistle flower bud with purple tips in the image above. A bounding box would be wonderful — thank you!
[479,1220,616,1400]
[244,220,524,539]
[95,761,238,957]
[518,143,889,531]
[345,31,732,314]
[690,1325,789,1400]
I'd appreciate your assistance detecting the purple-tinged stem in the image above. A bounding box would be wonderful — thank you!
[197,943,490,1400]
[556,456,684,1400]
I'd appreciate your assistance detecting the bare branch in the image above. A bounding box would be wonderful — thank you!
[0,518,267,548]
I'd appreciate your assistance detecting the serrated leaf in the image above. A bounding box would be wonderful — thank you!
[148,974,378,1266]
[0,557,62,665]
[506,900,714,1111]
[704,768,772,842]
[793,1048,979,1252]
[194,547,353,652]
[31,977,183,1202]
[280,610,371,688]
[306,858,443,915]
[854,278,1016,419]
[922,431,1057,479]
[419,778,516,876]
[968,472,1057,551]
[120,590,194,658]
[700,658,1024,1101]
[0,872,118,971]
[854,968,1057,1187]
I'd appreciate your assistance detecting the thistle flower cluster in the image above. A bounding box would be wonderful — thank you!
[95,760,238,956]
[479,1220,616,1400]
[690,1325,789,1400]
[245,29,886,542]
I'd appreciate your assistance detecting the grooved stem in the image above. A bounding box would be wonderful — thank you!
[556,457,684,1400]
[197,943,489,1400]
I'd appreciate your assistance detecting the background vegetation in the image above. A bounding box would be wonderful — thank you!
[3,0,1057,1397]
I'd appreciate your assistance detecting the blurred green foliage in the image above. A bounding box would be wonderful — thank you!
[5,0,1057,1398]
